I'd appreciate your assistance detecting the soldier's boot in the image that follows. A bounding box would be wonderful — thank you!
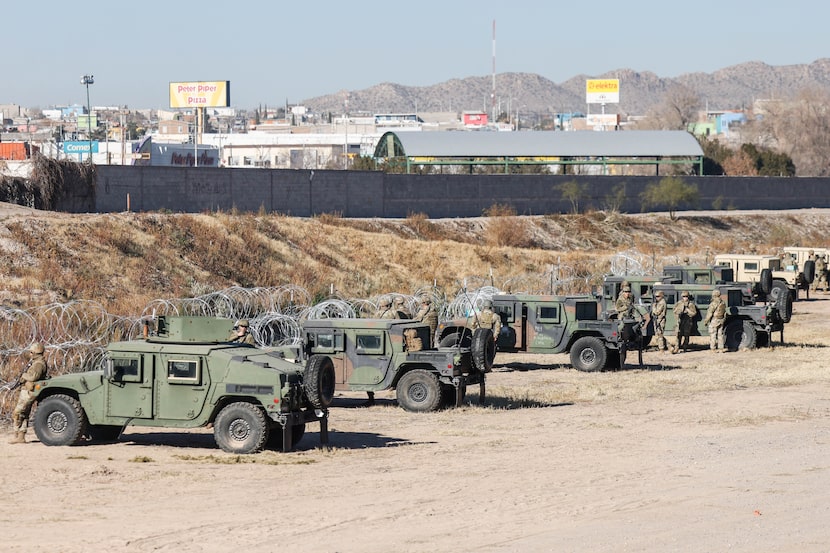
[8,431,26,444]
[671,346,679,355]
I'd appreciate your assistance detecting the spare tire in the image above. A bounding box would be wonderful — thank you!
[303,355,336,409]
[759,269,773,295]
[471,328,496,373]
[803,259,816,284]
[769,281,793,323]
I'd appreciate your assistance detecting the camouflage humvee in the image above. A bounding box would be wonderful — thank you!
[31,316,330,454]
[437,294,643,372]
[601,275,785,350]
[296,319,488,412]
[662,263,793,323]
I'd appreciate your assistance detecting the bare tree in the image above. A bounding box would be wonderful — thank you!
[752,88,830,176]
[636,85,702,130]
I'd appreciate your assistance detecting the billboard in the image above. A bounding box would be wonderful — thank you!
[587,114,620,129]
[63,141,99,154]
[169,81,231,108]
[586,79,620,104]
[133,138,219,167]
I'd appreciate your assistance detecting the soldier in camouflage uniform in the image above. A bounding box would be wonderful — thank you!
[394,296,411,319]
[615,286,635,319]
[671,292,698,354]
[472,299,502,340]
[812,254,827,292]
[228,319,255,345]
[374,297,399,320]
[703,289,727,352]
[8,343,49,444]
[415,296,438,347]
[650,290,668,352]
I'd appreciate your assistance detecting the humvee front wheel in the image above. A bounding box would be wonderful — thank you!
[396,369,442,412]
[440,329,472,348]
[570,337,608,372]
[33,394,88,446]
[214,402,269,454]
[304,355,336,409]
[725,319,757,351]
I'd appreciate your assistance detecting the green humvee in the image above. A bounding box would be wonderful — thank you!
[296,319,487,412]
[436,294,643,372]
[601,275,785,350]
[31,316,331,454]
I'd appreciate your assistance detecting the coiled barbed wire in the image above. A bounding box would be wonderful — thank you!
[2,254,674,419]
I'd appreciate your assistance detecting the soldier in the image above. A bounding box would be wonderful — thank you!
[472,299,502,340]
[651,290,668,352]
[671,291,698,354]
[228,319,255,345]
[615,285,635,319]
[394,296,411,319]
[8,342,49,444]
[812,254,827,292]
[415,296,438,347]
[374,297,398,319]
[703,289,727,352]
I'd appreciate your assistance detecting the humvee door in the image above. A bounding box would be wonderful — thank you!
[105,352,153,419]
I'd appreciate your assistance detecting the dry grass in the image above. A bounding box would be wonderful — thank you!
[1,206,829,315]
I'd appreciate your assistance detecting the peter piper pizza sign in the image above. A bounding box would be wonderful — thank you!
[169,81,231,108]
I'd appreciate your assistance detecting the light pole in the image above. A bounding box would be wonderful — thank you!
[80,74,94,163]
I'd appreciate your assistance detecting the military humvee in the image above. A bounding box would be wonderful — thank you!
[661,263,793,323]
[436,294,643,372]
[782,247,826,270]
[31,316,331,454]
[296,319,488,412]
[601,276,785,350]
[713,253,812,301]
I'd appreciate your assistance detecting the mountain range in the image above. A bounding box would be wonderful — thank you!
[301,59,830,118]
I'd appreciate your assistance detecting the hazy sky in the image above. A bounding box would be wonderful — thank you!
[4,0,825,110]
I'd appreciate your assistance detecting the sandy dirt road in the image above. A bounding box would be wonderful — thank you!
[1,295,829,553]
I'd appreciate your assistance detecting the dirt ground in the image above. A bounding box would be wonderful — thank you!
[1,295,829,552]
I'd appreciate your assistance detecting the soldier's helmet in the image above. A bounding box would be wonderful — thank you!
[29,342,45,354]
[654,291,663,298]
[622,286,632,293]
[681,292,690,298]
[379,298,392,308]
[809,249,815,255]
[420,296,432,305]
[394,296,405,306]
[237,319,249,328]
[482,299,493,309]
[712,289,721,297]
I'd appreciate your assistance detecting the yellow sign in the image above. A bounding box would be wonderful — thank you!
[586,79,620,104]
[169,81,231,108]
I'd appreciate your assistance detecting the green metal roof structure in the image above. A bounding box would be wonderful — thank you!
[373,130,705,174]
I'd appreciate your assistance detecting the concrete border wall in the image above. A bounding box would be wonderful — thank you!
[77,166,830,216]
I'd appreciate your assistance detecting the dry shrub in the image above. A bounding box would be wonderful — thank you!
[405,212,444,241]
[482,204,533,248]
[315,211,343,225]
